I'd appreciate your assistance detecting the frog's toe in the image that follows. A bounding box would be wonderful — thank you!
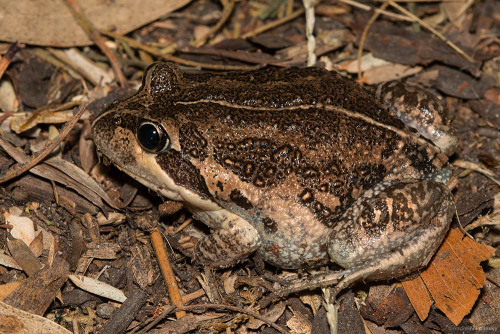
[328,179,454,281]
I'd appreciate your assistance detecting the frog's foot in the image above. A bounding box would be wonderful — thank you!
[192,209,261,268]
[328,179,454,284]
[375,81,458,155]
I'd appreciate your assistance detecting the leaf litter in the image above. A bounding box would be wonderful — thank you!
[0,0,498,333]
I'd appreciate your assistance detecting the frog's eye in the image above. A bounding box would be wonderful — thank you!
[136,121,170,153]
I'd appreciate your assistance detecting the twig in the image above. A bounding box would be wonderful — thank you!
[193,0,236,47]
[151,228,186,319]
[357,2,389,79]
[0,42,22,80]
[101,31,258,71]
[135,290,205,334]
[0,103,88,184]
[97,287,148,334]
[241,7,305,39]
[63,0,127,87]
[259,270,345,308]
[173,217,193,234]
[182,288,206,303]
[387,0,475,63]
[176,303,289,333]
[339,0,414,21]
[454,160,500,186]
[465,211,500,231]
[136,305,176,334]
[0,112,12,125]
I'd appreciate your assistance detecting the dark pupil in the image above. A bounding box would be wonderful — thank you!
[138,123,160,150]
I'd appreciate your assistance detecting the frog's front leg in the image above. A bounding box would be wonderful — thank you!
[328,179,454,286]
[189,208,261,267]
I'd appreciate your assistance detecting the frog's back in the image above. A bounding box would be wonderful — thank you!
[148,64,405,130]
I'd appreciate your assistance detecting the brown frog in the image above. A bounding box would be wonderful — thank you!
[92,62,457,284]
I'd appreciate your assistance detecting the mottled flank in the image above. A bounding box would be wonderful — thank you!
[92,62,457,279]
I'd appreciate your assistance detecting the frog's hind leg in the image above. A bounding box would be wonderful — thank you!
[327,179,454,290]
[375,81,458,155]
[190,208,261,268]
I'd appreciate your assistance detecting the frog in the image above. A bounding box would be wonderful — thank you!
[91,62,457,285]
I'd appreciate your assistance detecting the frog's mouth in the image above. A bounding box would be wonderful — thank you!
[114,152,221,211]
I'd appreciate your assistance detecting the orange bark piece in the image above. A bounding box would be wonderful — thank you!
[401,276,432,321]
[403,228,495,326]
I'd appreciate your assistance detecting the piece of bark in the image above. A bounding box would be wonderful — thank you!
[360,283,415,327]
[3,257,69,315]
[338,291,365,334]
[127,244,154,289]
[97,287,148,334]
[7,174,99,214]
[69,221,84,271]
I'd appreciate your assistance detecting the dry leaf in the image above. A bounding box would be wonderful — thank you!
[68,275,127,303]
[0,0,192,47]
[79,121,97,174]
[403,228,495,325]
[28,231,44,258]
[360,64,423,85]
[7,239,42,277]
[247,302,286,329]
[5,207,35,245]
[0,301,71,334]
[0,253,22,270]
[401,276,433,321]
[339,53,392,73]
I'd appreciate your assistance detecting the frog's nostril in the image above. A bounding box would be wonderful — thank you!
[112,115,122,125]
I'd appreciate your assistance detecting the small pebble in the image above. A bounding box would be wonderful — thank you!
[96,303,116,319]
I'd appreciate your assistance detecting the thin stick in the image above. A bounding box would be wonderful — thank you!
[63,0,127,87]
[241,7,305,39]
[177,303,288,333]
[173,218,193,234]
[102,31,258,71]
[0,42,22,79]
[193,0,236,47]
[339,0,414,21]
[150,228,186,319]
[357,2,389,79]
[0,103,88,184]
[387,0,475,63]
